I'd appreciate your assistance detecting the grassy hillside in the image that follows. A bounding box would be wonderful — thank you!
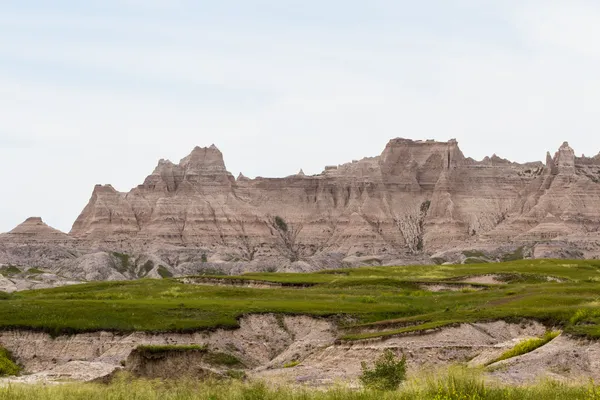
[1,259,600,339]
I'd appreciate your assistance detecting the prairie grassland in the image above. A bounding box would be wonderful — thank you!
[2,369,600,400]
[1,259,600,340]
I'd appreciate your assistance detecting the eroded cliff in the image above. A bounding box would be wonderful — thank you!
[2,138,600,279]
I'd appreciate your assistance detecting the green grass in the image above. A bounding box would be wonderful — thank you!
[141,261,155,277]
[0,265,22,276]
[25,268,45,275]
[112,252,132,275]
[1,260,600,340]
[203,352,243,367]
[133,344,242,367]
[487,331,561,365]
[158,265,174,279]
[501,247,525,262]
[0,346,20,376]
[283,361,301,368]
[2,369,600,399]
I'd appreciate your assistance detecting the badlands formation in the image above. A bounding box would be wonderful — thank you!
[2,138,600,284]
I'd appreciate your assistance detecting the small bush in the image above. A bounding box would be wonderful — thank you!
[0,347,20,376]
[360,349,407,391]
[201,253,208,263]
[274,216,288,232]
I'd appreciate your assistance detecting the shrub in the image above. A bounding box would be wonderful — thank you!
[0,347,20,376]
[274,216,288,232]
[201,253,208,263]
[360,349,407,391]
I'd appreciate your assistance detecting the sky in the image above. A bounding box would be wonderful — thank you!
[2,0,600,233]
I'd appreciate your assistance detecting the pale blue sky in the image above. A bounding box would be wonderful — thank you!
[2,0,600,232]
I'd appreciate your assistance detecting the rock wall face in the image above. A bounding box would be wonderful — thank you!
[2,138,600,279]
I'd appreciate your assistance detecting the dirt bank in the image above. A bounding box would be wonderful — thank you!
[2,317,600,386]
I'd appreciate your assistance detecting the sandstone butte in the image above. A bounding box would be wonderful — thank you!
[2,138,600,281]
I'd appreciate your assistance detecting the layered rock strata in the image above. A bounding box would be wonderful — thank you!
[2,138,600,281]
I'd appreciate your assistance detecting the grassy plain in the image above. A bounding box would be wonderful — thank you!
[2,370,600,399]
[0,259,600,340]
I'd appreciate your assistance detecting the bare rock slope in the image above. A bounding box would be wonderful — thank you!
[2,138,600,282]
[2,318,598,385]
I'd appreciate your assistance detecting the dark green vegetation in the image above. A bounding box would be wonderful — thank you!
[2,370,600,399]
[157,265,173,279]
[486,331,561,366]
[360,349,407,391]
[135,345,207,355]
[133,344,242,367]
[0,346,20,376]
[112,252,132,275]
[0,265,22,276]
[1,260,600,340]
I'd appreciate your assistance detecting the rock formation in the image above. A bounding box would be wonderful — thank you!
[2,138,600,283]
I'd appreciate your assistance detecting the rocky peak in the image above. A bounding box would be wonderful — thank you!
[553,141,575,175]
[92,184,118,194]
[237,172,250,182]
[381,138,464,170]
[379,138,464,190]
[545,151,557,174]
[179,145,227,173]
[2,217,70,241]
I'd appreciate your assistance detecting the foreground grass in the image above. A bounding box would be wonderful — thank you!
[2,370,600,400]
[1,260,600,339]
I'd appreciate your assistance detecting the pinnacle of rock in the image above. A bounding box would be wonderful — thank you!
[179,145,227,172]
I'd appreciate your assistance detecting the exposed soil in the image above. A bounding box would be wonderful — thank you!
[419,283,484,292]
[461,275,506,285]
[1,316,599,387]
[125,349,224,380]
